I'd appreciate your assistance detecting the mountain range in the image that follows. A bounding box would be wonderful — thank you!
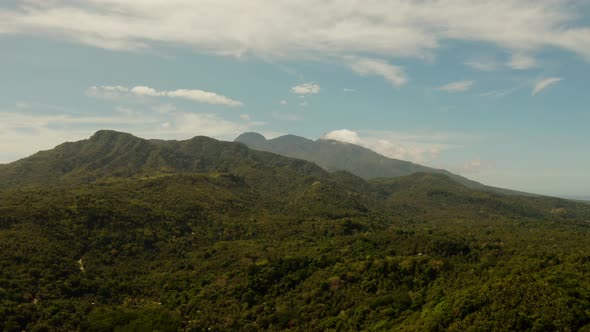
[235,132,525,196]
[1,130,589,331]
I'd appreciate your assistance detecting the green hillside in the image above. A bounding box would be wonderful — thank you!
[1,131,589,331]
[235,132,527,195]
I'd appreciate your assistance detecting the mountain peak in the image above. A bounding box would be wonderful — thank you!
[235,132,266,141]
[273,134,312,142]
[234,132,268,148]
[89,129,138,142]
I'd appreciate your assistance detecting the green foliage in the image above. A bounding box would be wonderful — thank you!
[0,130,589,331]
[81,306,180,332]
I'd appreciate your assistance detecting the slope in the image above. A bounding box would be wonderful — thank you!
[0,130,327,189]
[1,130,589,331]
[235,132,525,195]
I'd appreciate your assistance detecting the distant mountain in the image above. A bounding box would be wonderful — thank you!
[235,132,524,195]
[561,195,590,202]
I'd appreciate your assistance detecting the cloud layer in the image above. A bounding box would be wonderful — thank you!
[87,85,243,106]
[2,1,590,63]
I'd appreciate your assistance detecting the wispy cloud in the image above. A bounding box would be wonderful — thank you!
[87,85,243,106]
[3,1,590,69]
[438,80,474,93]
[291,83,320,95]
[347,57,407,87]
[465,58,501,72]
[86,86,130,99]
[507,54,537,70]
[532,77,562,96]
[320,129,469,164]
[466,54,537,71]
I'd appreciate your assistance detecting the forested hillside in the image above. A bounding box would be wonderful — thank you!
[234,132,525,195]
[1,131,589,331]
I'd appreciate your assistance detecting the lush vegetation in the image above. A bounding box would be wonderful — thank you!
[1,131,589,331]
[234,132,522,195]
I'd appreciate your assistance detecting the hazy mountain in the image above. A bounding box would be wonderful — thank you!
[235,132,525,195]
[561,195,590,202]
[1,130,589,331]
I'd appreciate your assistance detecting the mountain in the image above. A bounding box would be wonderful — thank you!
[235,132,525,195]
[1,130,589,331]
[561,195,590,202]
[0,130,327,189]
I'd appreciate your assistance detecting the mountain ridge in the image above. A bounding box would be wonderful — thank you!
[0,130,331,190]
[235,132,528,196]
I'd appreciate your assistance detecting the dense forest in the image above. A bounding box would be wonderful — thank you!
[1,131,589,331]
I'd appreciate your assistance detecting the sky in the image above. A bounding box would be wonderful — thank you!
[0,0,589,196]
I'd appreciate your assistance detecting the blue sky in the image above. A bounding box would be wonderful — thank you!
[1,1,589,196]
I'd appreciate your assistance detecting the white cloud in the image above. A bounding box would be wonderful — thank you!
[347,57,407,87]
[321,129,462,163]
[280,100,288,105]
[3,1,590,67]
[291,82,320,95]
[299,101,308,107]
[437,80,474,93]
[87,85,243,106]
[343,88,356,93]
[240,114,251,121]
[86,85,129,99]
[508,54,537,70]
[321,129,361,145]
[166,89,243,106]
[532,77,562,96]
[131,86,162,97]
[465,58,501,72]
